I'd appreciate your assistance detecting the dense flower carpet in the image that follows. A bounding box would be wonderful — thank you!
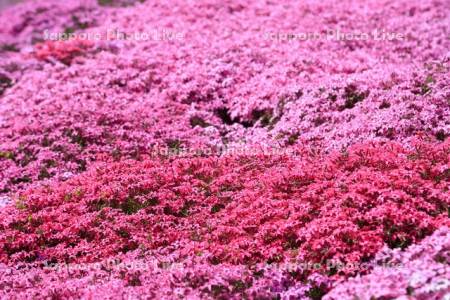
[0,0,448,299]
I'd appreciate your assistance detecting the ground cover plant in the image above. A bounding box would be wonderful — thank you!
[0,0,449,299]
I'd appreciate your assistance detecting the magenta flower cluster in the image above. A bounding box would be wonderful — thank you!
[0,0,448,299]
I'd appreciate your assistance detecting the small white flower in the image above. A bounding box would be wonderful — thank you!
[409,272,428,288]
[0,196,11,208]
[421,278,450,294]
[61,171,74,180]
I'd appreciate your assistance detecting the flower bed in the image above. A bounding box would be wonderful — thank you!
[0,0,448,298]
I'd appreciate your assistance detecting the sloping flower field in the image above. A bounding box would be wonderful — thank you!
[0,0,449,299]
